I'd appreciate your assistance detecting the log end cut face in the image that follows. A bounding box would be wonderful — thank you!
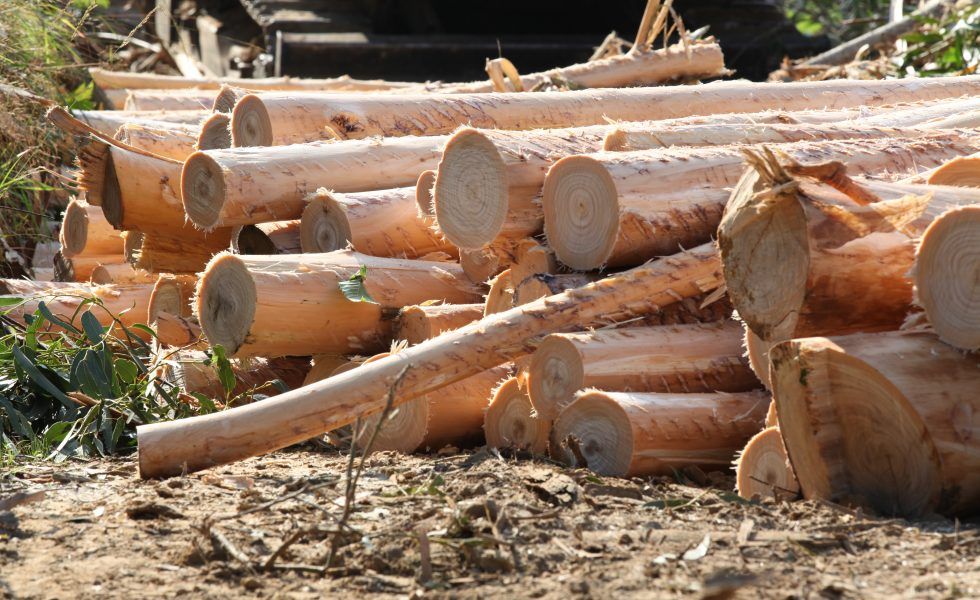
[433,129,509,250]
[197,113,232,151]
[550,391,633,477]
[300,191,353,253]
[181,151,227,230]
[230,94,274,148]
[528,335,586,420]
[735,426,800,500]
[770,338,943,518]
[485,378,549,455]
[718,168,809,343]
[196,252,257,357]
[915,205,980,351]
[60,200,90,257]
[542,155,619,271]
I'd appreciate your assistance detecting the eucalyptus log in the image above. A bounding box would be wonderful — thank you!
[484,377,550,454]
[53,252,121,282]
[91,263,156,284]
[131,232,233,274]
[124,89,215,111]
[550,389,769,477]
[138,243,723,477]
[114,122,199,161]
[59,198,123,258]
[156,350,309,400]
[770,331,980,517]
[88,67,414,92]
[0,280,152,338]
[396,303,484,345]
[196,250,484,358]
[232,221,302,255]
[719,156,980,344]
[735,427,800,500]
[925,153,980,187]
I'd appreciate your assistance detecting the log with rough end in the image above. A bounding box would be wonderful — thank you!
[114,122,199,161]
[148,274,197,321]
[545,134,980,270]
[925,153,980,187]
[138,243,723,477]
[719,160,980,344]
[483,269,514,316]
[914,205,980,350]
[196,250,484,358]
[735,427,800,501]
[770,331,980,518]
[396,303,484,345]
[550,389,769,477]
[300,187,454,258]
[485,377,551,454]
[197,113,231,151]
[229,75,980,147]
[59,198,123,258]
[131,231,233,274]
[156,349,309,400]
[152,312,204,349]
[91,263,156,285]
[53,252,122,282]
[180,136,445,230]
[527,321,759,421]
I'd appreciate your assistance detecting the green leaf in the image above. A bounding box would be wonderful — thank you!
[208,345,236,398]
[190,392,217,414]
[114,358,138,385]
[0,296,25,307]
[36,301,82,335]
[80,311,105,345]
[13,345,73,408]
[42,421,74,447]
[0,395,35,439]
[338,265,377,304]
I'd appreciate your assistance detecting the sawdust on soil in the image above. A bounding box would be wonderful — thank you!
[1,447,978,599]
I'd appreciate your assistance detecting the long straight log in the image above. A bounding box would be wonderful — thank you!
[550,389,769,477]
[231,75,980,147]
[527,321,759,421]
[72,109,206,136]
[719,157,980,345]
[913,205,980,350]
[88,67,416,92]
[484,377,551,454]
[770,330,980,517]
[544,133,980,269]
[59,198,123,258]
[124,89,215,111]
[300,187,455,258]
[181,136,445,229]
[196,250,484,358]
[138,243,723,477]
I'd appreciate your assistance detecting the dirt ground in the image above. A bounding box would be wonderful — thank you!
[1,447,978,599]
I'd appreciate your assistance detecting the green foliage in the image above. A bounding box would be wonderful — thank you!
[899,5,980,76]
[339,265,378,304]
[784,0,899,41]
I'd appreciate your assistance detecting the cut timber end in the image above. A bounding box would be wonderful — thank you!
[459,247,503,284]
[484,269,514,316]
[914,205,980,350]
[198,113,231,151]
[744,324,774,390]
[527,335,585,421]
[230,94,273,147]
[735,426,800,501]
[415,169,437,219]
[299,190,352,253]
[769,337,943,517]
[550,391,634,476]
[927,155,980,187]
[195,252,257,356]
[396,303,484,345]
[718,167,810,342]
[485,377,550,455]
[434,129,509,250]
[181,151,227,230]
[542,155,620,271]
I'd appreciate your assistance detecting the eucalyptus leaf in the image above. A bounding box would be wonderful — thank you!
[338,265,377,304]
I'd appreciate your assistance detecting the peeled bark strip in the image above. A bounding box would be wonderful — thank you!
[527,321,758,421]
[484,269,515,316]
[914,205,980,350]
[91,263,156,284]
[0,280,153,337]
[115,122,199,161]
[89,67,414,92]
[53,252,122,282]
[138,243,722,477]
[545,134,980,270]
[132,232,233,274]
[550,389,769,477]
[156,350,309,399]
[735,427,800,500]
[485,377,550,454]
[300,187,455,258]
[232,221,302,255]
[196,250,484,358]
[59,198,123,258]
[230,75,980,147]
[197,113,232,151]
[770,331,980,518]
[719,160,980,344]
[181,136,445,229]
[124,89,215,111]
[396,303,484,345]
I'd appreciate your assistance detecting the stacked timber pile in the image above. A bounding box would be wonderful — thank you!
[9,4,980,520]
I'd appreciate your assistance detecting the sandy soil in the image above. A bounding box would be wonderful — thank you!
[1,447,978,599]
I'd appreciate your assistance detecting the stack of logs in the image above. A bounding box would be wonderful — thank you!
[8,21,980,519]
